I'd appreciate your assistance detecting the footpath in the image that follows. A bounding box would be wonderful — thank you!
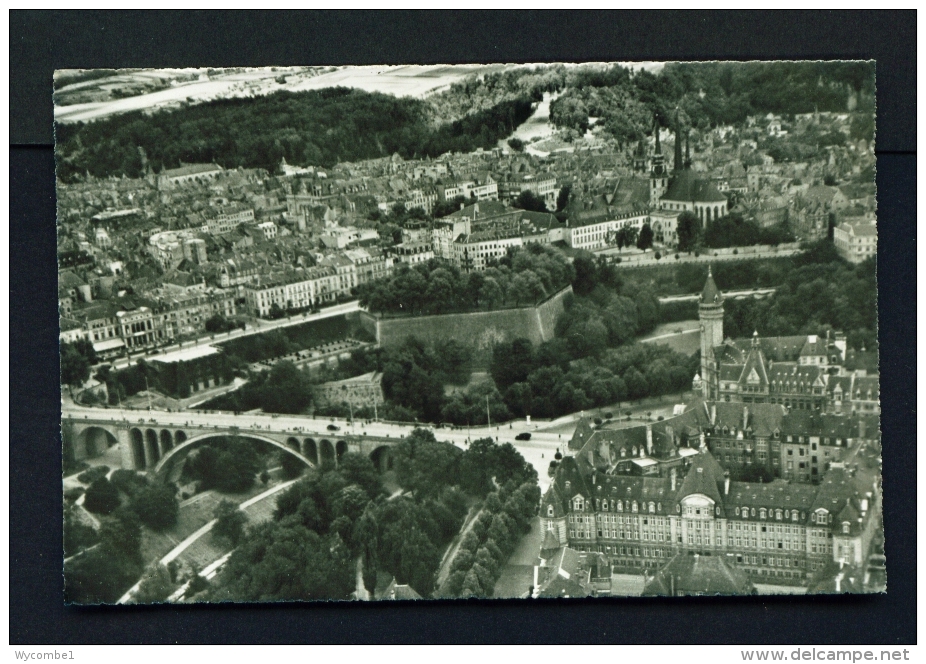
[118,478,299,604]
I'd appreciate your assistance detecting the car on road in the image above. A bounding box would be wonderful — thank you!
[327,424,340,431]
[515,432,532,441]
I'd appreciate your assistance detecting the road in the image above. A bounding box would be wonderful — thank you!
[109,300,360,370]
[658,288,776,303]
[597,246,802,267]
[62,401,567,492]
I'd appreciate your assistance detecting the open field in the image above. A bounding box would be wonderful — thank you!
[638,319,701,355]
[55,65,513,124]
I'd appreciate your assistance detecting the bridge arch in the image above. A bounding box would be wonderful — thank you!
[160,430,174,454]
[302,438,318,465]
[369,445,394,473]
[336,440,348,463]
[175,430,187,445]
[74,426,118,459]
[130,428,146,469]
[319,439,335,468]
[152,430,316,475]
[285,437,300,453]
[145,429,161,466]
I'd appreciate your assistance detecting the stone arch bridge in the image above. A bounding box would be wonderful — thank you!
[63,414,398,475]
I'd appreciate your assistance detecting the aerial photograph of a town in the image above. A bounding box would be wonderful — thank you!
[56,61,882,604]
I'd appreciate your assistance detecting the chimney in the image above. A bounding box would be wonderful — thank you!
[860,498,868,513]
[670,467,677,491]
[592,473,596,486]
[835,575,841,593]
[646,425,653,455]
[724,472,730,495]
[711,404,717,425]
[743,406,749,430]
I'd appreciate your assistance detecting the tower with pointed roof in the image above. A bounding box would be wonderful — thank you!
[699,267,724,399]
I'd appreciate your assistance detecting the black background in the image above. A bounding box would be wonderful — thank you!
[10,10,916,644]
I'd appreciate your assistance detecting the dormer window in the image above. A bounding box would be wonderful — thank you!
[649,502,656,514]
[776,509,783,520]
[632,501,638,513]
[759,508,767,519]
[842,522,850,534]
[617,500,623,512]
[573,497,584,511]
[547,505,554,517]
[792,511,799,522]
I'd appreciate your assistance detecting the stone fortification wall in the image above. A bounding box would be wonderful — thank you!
[359,286,572,366]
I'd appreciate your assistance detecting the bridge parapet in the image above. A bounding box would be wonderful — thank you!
[62,413,400,474]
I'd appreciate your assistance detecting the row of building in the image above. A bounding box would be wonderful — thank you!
[541,407,881,586]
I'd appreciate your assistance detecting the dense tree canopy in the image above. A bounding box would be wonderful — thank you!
[548,61,874,143]
[676,211,702,252]
[182,437,263,493]
[723,242,877,351]
[357,245,573,316]
[56,88,535,181]
[702,214,795,248]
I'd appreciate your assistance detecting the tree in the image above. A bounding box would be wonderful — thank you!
[337,452,384,500]
[507,137,525,152]
[676,211,702,252]
[131,482,179,530]
[259,361,313,414]
[392,428,460,499]
[210,520,354,602]
[205,314,235,333]
[460,568,484,597]
[513,190,548,213]
[636,223,654,251]
[60,342,90,392]
[64,502,98,558]
[129,563,174,604]
[555,184,572,212]
[212,499,248,547]
[280,451,305,479]
[489,337,534,390]
[83,477,121,515]
[99,507,143,561]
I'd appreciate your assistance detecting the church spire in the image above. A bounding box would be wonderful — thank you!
[684,132,691,169]
[653,114,661,153]
[673,108,683,172]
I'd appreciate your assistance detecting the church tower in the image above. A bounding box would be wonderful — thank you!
[699,266,724,399]
[649,116,668,206]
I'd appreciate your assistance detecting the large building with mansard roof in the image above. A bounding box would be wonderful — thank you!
[541,409,882,587]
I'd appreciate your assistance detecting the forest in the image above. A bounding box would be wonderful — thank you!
[205,428,539,601]
[55,61,875,182]
[722,241,878,352]
[548,61,876,145]
[55,87,534,181]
